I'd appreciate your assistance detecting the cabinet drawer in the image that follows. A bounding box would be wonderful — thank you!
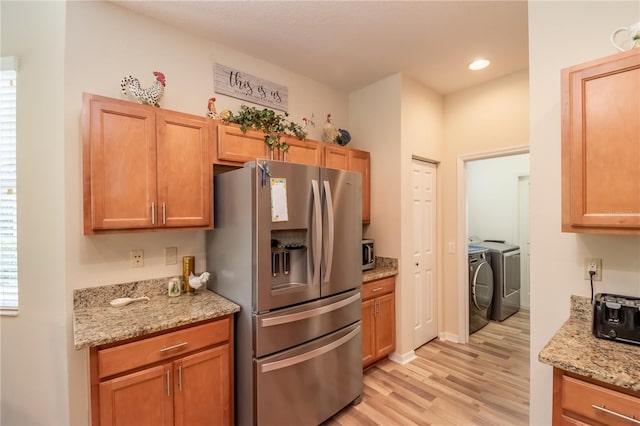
[98,318,230,378]
[362,277,395,300]
[562,375,640,426]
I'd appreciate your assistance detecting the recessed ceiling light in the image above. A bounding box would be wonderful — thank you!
[469,59,491,71]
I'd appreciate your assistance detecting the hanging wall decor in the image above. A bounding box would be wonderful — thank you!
[214,63,288,112]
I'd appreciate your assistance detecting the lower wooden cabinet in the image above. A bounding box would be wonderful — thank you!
[362,276,396,368]
[553,368,640,426]
[91,317,233,426]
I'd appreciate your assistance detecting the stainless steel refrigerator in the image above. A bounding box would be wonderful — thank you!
[206,159,363,426]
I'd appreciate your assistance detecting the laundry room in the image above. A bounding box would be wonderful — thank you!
[467,153,530,334]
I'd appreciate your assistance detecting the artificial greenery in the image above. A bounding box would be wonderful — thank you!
[224,105,310,153]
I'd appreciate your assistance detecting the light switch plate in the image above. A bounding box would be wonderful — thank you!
[165,247,177,265]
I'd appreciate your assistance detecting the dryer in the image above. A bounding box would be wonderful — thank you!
[468,246,493,334]
[476,240,520,321]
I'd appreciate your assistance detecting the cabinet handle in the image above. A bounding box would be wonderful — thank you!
[162,202,166,225]
[159,342,188,352]
[151,202,155,225]
[371,287,383,292]
[166,370,170,397]
[592,404,640,424]
[178,365,182,392]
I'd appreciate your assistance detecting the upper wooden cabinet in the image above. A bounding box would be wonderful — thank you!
[214,124,371,223]
[325,145,371,223]
[216,124,269,165]
[283,136,323,166]
[325,145,350,170]
[348,148,371,223]
[82,93,213,234]
[561,49,640,234]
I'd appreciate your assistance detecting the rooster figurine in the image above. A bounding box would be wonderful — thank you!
[322,113,340,143]
[207,97,218,119]
[188,271,210,292]
[120,71,166,107]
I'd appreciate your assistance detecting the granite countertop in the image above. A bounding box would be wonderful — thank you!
[363,256,398,282]
[73,277,240,350]
[538,295,640,392]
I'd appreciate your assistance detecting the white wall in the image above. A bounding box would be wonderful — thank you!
[398,76,444,356]
[528,2,640,424]
[2,2,351,425]
[349,74,445,359]
[0,2,69,425]
[467,154,530,243]
[442,70,530,339]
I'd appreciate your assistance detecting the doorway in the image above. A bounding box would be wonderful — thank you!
[456,146,530,343]
[411,158,438,348]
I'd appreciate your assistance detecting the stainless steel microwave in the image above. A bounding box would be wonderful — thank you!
[362,240,375,271]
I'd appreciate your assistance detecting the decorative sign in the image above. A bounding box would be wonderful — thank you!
[270,178,289,222]
[215,64,288,112]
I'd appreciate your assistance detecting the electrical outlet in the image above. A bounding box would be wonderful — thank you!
[584,257,602,281]
[131,250,144,268]
[165,247,177,265]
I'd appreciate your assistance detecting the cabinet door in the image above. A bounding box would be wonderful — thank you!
[361,298,376,367]
[99,364,173,426]
[324,145,349,170]
[285,137,323,166]
[83,94,157,234]
[375,293,396,359]
[216,124,269,165]
[349,149,371,223]
[562,50,640,233]
[174,345,232,426]
[156,110,212,228]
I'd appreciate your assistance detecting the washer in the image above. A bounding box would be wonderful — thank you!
[475,240,520,321]
[468,246,494,334]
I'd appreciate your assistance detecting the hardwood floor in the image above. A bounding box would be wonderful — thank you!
[326,310,530,426]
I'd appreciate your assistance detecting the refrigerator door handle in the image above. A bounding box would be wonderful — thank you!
[260,292,361,327]
[260,326,360,373]
[311,180,322,286]
[322,180,335,283]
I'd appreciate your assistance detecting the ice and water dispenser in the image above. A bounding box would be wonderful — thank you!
[270,230,308,291]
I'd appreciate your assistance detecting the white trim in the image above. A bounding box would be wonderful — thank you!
[0,56,18,71]
[438,331,460,343]
[388,350,417,365]
[456,145,529,344]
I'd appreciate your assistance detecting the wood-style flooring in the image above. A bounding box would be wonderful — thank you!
[326,310,530,426]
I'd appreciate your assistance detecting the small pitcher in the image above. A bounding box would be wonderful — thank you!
[611,21,640,51]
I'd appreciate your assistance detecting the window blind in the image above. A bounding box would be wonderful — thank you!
[0,57,18,314]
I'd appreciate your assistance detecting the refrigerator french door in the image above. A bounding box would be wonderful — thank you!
[206,159,363,426]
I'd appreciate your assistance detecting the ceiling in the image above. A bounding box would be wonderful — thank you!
[111,1,529,95]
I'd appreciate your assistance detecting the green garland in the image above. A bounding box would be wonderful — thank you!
[224,105,309,153]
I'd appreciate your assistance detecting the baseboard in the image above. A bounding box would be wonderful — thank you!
[388,350,417,365]
[438,331,460,343]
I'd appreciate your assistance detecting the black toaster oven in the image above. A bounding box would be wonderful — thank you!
[593,293,640,345]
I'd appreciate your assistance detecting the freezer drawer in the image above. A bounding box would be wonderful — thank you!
[254,289,361,358]
[255,322,363,426]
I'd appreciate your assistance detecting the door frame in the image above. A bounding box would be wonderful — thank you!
[456,145,529,343]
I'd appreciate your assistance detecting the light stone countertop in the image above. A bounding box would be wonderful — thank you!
[538,295,640,392]
[363,257,398,283]
[73,277,240,350]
